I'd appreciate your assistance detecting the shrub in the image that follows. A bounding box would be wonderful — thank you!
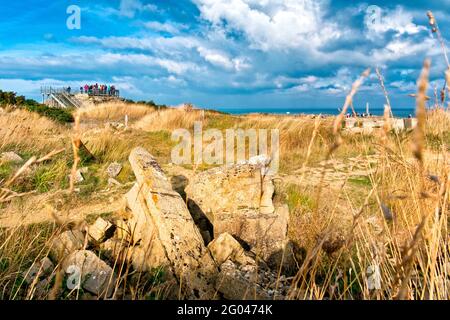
[0,90,74,124]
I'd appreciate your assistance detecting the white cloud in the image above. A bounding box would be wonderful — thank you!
[371,38,436,63]
[96,53,198,74]
[118,0,158,18]
[194,0,340,51]
[197,47,250,71]
[365,6,426,38]
[73,35,200,55]
[144,21,187,34]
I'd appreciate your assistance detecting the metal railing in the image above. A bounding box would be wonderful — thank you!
[41,86,120,98]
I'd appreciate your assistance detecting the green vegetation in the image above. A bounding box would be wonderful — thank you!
[285,184,315,213]
[348,176,372,187]
[123,98,168,110]
[0,90,74,124]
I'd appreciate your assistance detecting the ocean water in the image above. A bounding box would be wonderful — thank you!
[215,106,417,118]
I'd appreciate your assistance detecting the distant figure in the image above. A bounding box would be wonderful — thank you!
[80,86,83,94]
[84,84,89,93]
[67,86,71,94]
[408,114,412,118]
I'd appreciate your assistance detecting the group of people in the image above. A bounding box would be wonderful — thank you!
[346,112,373,118]
[80,83,118,96]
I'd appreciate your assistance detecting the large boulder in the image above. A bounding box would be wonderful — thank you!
[122,183,171,271]
[126,147,218,299]
[185,157,289,263]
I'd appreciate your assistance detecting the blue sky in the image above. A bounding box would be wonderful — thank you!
[1,0,450,112]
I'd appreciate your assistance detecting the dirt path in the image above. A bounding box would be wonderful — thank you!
[0,185,130,229]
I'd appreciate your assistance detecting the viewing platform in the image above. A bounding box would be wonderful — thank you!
[40,85,121,109]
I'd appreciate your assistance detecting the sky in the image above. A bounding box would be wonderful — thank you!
[1,0,450,112]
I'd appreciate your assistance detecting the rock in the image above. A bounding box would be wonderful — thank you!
[50,230,85,260]
[62,250,116,297]
[108,178,122,186]
[207,233,254,266]
[106,162,122,178]
[68,169,85,184]
[0,151,23,163]
[34,276,53,299]
[88,217,115,243]
[128,147,218,299]
[23,257,54,284]
[186,157,289,262]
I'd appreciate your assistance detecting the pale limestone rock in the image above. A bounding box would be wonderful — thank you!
[62,250,116,297]
[186,158,288,262]
[106,162,122,178]
[50,230,85,260]
[0,151,23,163]
[207,232,255,266]
[88,217,115,242]
[67,169,85,184]
[108,178,122,187]
[128,147,218,299]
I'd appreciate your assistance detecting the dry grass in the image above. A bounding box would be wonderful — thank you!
[134,108,206,132]
[79,101,156,123]
[0,108,67,155]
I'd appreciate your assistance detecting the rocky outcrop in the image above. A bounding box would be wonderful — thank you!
[125,147,219,299]
[185,157,289,264]
[33,148,295,300]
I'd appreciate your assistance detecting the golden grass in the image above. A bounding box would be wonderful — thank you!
[78,101,156,122]
[134,108,206,132]
[0,108,67,154]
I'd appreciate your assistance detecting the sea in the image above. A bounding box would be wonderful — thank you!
[214,106,417,118]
